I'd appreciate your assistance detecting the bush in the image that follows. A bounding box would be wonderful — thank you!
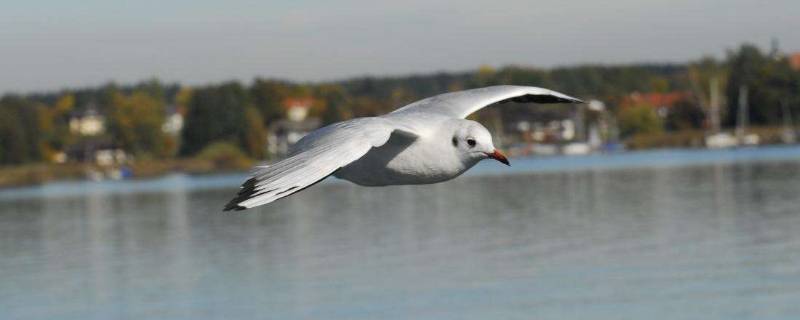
[618,104,664,137]
[625,130,706,150]
[196,141,253,170]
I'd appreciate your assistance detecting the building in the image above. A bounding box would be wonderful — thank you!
[64,138,128,165]
[267,98,322,156]
[63,103,132,165]
[162,105,185,135]
[68,105,105,136]
[790,53,800,71]
[621,91,691,117]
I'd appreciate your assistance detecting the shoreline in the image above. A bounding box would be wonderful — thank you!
[0,157,256,190]
[3,144,800,195]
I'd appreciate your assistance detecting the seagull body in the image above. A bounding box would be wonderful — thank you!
[225,85,582,210]
[333,114,471,186]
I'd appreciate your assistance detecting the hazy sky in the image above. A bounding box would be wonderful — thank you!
[2,0,799,94]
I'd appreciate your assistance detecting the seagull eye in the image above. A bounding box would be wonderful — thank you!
[452,137,458,147]
[467,138,476,147]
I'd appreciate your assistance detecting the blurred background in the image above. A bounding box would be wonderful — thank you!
[1,1,800,319]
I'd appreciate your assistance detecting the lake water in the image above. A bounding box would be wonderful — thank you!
[2,146,800,320]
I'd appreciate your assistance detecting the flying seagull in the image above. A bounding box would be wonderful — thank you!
[224,85,582,211]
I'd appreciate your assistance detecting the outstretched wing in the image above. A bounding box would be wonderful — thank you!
[224,118,416,211]
[391,85,583,119]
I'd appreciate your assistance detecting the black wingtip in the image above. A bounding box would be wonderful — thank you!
[222,177,258,212]
[500,94,584,105]
[223,203,247,211]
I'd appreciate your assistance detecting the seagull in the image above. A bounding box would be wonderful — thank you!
[224,85,582,211]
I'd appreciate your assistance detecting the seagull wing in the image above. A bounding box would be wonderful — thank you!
[391,85,583,119]
[224,118,417,211]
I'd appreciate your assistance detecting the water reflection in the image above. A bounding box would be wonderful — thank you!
[1,158,800,319]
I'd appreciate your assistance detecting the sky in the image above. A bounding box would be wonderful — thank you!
[1,0,799,95]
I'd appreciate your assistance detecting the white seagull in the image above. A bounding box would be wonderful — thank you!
[224,85,582,211]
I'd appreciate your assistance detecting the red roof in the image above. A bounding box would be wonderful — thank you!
[790,53,800,71]
[282,97,313,110]
[621,91,690,109]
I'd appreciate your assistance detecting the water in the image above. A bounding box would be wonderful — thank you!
[2,147,800,320]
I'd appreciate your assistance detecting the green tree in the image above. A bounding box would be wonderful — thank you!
[314,84,352,124]
[666,99,706,131]
[618,104,664,137]
[180,82,249,156]
[0,107,29,164]
[688,57,727,111]
[50,94,78,157]
[250,79,293,126]
[725,44,799,126]
[0,96,43,164]
[243,107,267,158]
[107,90,168,157]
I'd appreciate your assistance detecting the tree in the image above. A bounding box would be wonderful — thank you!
[724,44,800,126]
[666,99,705,131]
[174,87,193,109]
[0,107,29,164]
[18,92,76,162]
[180,82,249,156]
[314,84,352,124]
[0,96,43,164]
[688,57,727,109]
[243,107,267,158]
[618,104,664,137]
[250,79,293,126]
[107,90,168,157]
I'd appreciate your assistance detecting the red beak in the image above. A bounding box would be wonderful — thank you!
[486,149,510,166]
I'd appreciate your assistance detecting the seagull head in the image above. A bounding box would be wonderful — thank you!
[451,120,510,166]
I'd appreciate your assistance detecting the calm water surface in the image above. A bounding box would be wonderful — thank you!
[2,147,800,320]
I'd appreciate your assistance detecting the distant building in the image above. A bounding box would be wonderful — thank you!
[69,105,105,136]
[162,105,184,134]
[790,53,800,71]
[500,99,617,156]
[64,138,128,165]
[267,98,322,156]
[621,91,691,117]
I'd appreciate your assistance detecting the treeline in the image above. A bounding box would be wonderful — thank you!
[0,82,183,164]
[1,43,798,165]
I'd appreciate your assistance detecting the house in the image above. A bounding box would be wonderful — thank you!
[63,103,132,165]
[267,98,322,156]
[621,91,691,117]
[790,53,800,71]
[69,105,105,136]
[500,99,618,156]
[162,105,184,135]
[64,138,128,165]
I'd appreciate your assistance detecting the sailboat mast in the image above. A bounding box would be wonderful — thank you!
[736,85,748,140]
[781,99,796,144]
[709,77,721,133]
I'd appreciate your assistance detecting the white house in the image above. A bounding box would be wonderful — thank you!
[69,107,105,136]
